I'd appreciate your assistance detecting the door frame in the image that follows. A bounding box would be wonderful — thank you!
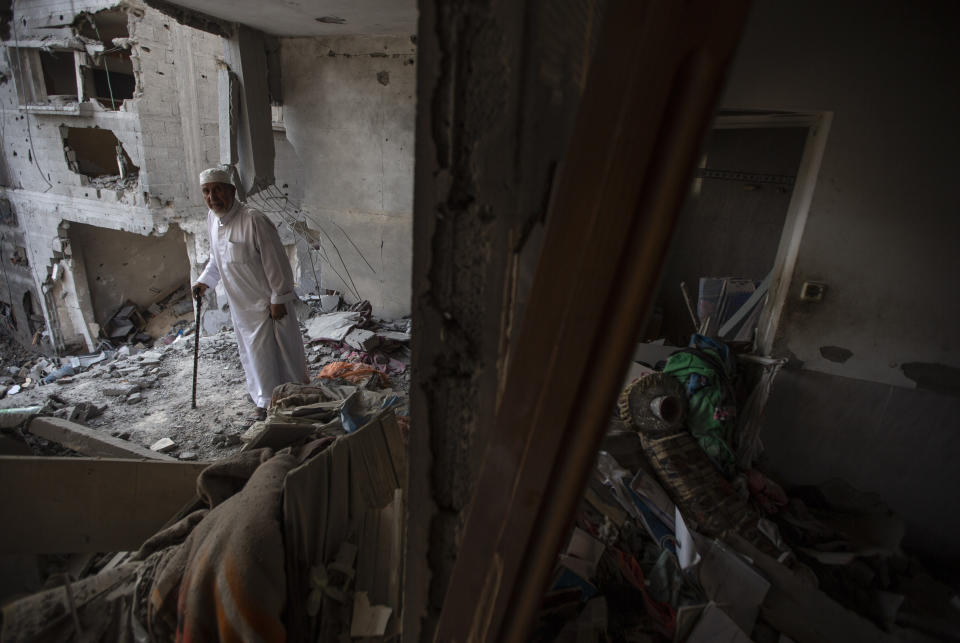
[713,109,832,356]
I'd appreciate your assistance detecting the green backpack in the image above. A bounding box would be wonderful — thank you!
[662,341,737,476]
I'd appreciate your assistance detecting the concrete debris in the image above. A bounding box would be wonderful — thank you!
[304,311,361,343]
[178,451,198,461]
[172,300,194,316]
[0,303,411,462]
[344,328,380,352]
[150,437,176,453]
[139,351,164,364]
[375,330,410,344]
[106,302,147,341]
[319,293,341,313]
[104,384,140,397]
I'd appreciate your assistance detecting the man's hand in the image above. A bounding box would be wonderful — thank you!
[192,282,208,298]
[269,303,287,320]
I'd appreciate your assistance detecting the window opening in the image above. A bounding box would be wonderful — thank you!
[39,50,78,98]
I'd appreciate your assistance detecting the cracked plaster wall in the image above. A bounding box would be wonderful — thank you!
[0,0,221,350]
[279,34,415,318]
[723,0,960,576]
[405,0,607,639]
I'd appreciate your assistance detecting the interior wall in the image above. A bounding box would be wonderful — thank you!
[68,221,190,325]
[723,0,960,571]
[407,0,608,638]
[279,35,416,318]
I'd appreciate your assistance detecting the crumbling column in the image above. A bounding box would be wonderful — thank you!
[221,25,275,197]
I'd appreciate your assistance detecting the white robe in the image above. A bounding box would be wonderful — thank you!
[197,200,308,408]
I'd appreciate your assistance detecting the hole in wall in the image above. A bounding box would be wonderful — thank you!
[61,127,139,187]
[75,8,136,109]
[0,197,16,226]
[67,222,190,330]
[9,246,28,267]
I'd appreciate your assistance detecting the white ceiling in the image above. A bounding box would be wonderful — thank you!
[168,0,418,37]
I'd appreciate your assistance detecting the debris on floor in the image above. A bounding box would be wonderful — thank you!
[532,333,960,642]
[0,296,411,462]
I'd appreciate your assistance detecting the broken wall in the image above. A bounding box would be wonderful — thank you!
[406,0,607,638]
[0,196,43,345]
[722,0,960,573]
[0,0,222,351]
[278,35,415,318]
[68,221,189,326]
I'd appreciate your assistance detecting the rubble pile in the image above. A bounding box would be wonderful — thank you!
[533,333,960,642]
[0,294,412,462]
[301,295,411,393]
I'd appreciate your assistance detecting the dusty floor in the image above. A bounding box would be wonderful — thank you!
[0,313,410,462]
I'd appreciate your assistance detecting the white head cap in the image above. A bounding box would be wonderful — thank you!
[199,166,232,186]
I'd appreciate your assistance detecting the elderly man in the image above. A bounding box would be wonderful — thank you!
[192,167,308,419]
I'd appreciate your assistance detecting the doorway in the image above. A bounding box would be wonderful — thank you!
[636,110,831,362]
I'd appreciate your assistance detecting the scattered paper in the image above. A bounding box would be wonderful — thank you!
[675,508,701,570]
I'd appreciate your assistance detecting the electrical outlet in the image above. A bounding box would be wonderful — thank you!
[800,281,826,301]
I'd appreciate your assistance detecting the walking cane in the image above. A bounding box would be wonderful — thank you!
[191,287,203,409]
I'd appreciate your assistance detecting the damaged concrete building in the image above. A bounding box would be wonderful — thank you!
[0,0,222,352]
[0,0,958,640]
[0,0,414,354]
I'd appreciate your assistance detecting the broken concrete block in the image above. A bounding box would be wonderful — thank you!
[150,437,176,453]
[241,421,267,443]
[137,376,159,389]
[376,330,411,343]
[103,384,140,397]
[319,293,340,313]
[224,433,242,446]
[344,328,380,352]
[117,345,138,358]
[127,392,143,404]
[172,300,194,316]
[178,451,198,461]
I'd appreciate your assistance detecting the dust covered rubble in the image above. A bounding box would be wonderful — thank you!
[0,307,411,461]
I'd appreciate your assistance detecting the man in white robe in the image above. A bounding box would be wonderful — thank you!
[191,167,308,418]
